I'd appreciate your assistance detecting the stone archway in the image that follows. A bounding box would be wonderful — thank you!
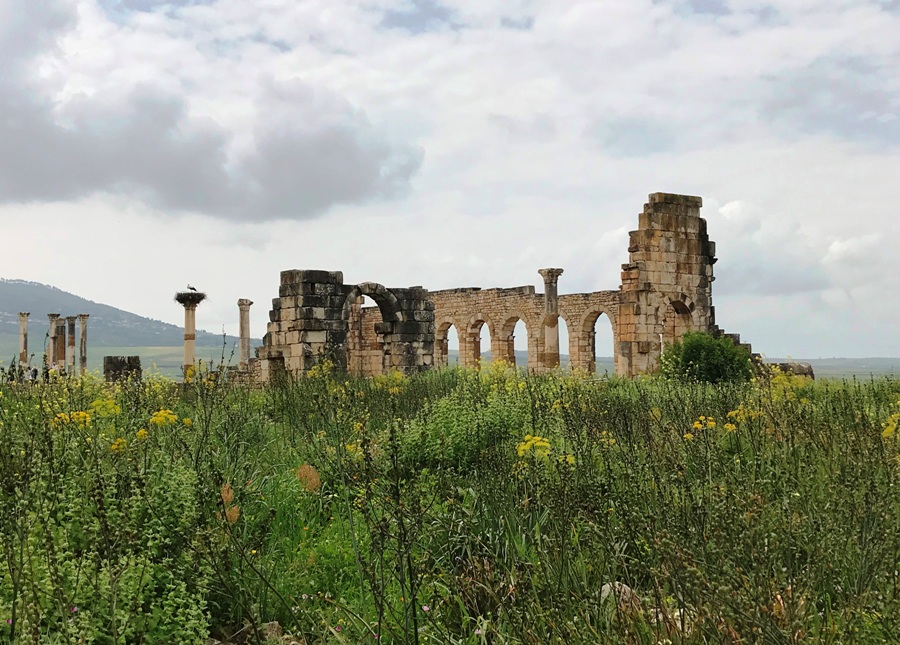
[461,314,495,369]
[661,294,697,347]
[570,308,617,373]
[343,282,405,376]
[497,313,533,369]
[435,316,460,367]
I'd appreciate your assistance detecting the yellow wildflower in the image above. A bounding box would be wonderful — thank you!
[683,432,694,441]
[883,412,900,439]
[136,428,148,441]
[90,398,121,418]
[51,412,70,429]
[70,411,91,428]
[110,437,127,453]
[149,409,178,427]
[516,434,551,459]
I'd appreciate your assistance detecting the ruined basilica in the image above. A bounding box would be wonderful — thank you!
[251,192,751,380]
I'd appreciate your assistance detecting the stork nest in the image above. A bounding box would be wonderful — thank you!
[175,291,208,306]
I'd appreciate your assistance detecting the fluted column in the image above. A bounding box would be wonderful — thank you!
[56,320,67,369]
[66,316,76,376]
[538,268,564,369]
[78,314,89,375]
[238,299,253,370]
[18,312,29,366]
[47,314,60,368]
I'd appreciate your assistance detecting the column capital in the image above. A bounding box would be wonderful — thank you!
[66,315,77,323]
[238,298,254,308]
[48,313,61,320]
[77,313,89,321]
[538,268,564,284]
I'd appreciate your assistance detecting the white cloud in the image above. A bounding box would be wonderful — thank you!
[0,0,897,357]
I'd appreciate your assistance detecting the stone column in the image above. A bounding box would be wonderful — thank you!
[538,268,564,369]
[238,299,253,370]
[47,314,59,368]
[78,314,89,375]
[18,312,29,366]
[184,303,197,374]
[66,317,76,376]
[56,320,67,370]
[175,291,206,378]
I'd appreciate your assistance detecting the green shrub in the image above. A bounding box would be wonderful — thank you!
[660,330,752,383]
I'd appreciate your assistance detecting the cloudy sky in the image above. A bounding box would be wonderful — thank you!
[0,0,897,358]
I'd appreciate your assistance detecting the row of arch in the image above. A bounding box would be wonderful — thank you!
[434,308,618,373]
[340,286,702,376]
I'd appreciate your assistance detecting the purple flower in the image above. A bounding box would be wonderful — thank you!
[422,605,430,612]
[335,625,342,632]
[6,619,11,625]
[70,606,78,613]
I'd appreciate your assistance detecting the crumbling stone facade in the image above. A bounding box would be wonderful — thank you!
[257,192,750,380]
[617,193,718,376]
[257,271,434,381]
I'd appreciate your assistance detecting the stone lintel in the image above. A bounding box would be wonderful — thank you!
[648,193,703,207]
[280,269,344,285]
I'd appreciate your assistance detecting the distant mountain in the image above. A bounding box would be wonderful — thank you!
[0,279,250,350]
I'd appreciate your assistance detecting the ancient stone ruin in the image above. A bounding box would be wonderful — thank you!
[255,271,434,381]
[16,312,91,375]
[254,192,752,380]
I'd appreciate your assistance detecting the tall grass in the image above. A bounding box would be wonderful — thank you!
[0,365,898,643]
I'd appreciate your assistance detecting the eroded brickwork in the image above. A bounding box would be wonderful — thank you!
[617,193,717,376]
[256,192,749,380]
[257,270,434,381]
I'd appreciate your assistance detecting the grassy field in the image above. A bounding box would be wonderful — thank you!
[1,332,896,381]
[1,364,898,643]
[0,345,242,379]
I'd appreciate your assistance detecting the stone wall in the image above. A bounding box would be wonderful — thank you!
[429,285,621,373]
[257,271,434,381]
[617,193,717,375]
[255,192,749,380]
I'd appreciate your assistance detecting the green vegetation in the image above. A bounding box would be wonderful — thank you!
[1,365,899,643]
[660,332,753,384]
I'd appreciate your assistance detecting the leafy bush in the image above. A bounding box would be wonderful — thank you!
[660,330,753,383]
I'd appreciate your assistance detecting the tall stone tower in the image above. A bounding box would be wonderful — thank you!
[616,193,716,376]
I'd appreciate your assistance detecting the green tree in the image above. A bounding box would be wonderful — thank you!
[659,331,752,383]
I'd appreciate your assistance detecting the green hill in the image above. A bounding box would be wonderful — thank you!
[0,278,253,363]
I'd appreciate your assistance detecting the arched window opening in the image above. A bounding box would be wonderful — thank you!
[348,295,385,377]
[463,318,492,368]
[557,315,570,369]
[593,312,615,375]
[447,325,459,365]
[575,310,615,374]
[479,321,492,364]
[513,319,528,368]
[663,301,693,347]
[435,320,459,367]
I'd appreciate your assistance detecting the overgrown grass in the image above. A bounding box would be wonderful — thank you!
[1,364,898,643]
